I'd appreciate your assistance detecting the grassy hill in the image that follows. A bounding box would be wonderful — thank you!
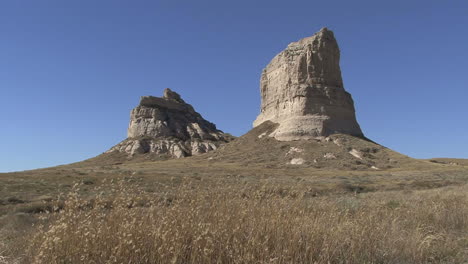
[1,126,468,263]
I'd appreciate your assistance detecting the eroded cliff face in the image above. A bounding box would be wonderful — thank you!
[253,28,363,141]
[108,89,233,158]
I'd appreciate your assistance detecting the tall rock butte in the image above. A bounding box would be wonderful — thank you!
[253,27,364,141]
[108,88,233,158]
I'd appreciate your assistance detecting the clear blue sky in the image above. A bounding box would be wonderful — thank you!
[1,0,467,172]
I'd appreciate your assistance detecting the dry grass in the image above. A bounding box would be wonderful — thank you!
[22,179,468,264]
[0,240,6,264]
[2,124,468,263]
[0,236,18,264]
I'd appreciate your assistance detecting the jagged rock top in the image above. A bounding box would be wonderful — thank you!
[163,88,184,102]
[253,27,363,140]
[138,88,190,111]
[128,88,223,140]
[108,88,233,158]
[282,27,343,87]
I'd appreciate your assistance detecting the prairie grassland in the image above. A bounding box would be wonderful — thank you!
[0,234,19,264]
[19,179,468,264]
[0,240,7,264]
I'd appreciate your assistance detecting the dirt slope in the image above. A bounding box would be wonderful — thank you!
[199,121,436,171]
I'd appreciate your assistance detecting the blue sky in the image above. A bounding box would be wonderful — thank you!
[1,0,467,172]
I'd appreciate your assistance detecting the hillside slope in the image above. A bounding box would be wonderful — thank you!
[201,121,436,171]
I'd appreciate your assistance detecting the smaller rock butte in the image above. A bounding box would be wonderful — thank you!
[108,88,233,158]
[253,27,364,141]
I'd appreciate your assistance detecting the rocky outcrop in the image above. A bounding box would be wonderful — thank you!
[253,27,363,141]
[108,88,233,158]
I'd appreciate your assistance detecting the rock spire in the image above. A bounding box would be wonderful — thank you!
[253,28,363,140]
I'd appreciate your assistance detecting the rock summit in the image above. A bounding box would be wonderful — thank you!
[108,88,233,158]
[253,28,363,141]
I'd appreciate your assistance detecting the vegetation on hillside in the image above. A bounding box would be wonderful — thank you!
[15,179,468,264]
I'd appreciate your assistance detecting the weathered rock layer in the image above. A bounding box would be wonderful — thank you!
[253,27,363,141]
[108,88,233,158]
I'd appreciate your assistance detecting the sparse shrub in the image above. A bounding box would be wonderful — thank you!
[386,199,400,209]
[133,170,145,176]
[15,201,63,214]
[81,179,94,185]
[6,198,24,204]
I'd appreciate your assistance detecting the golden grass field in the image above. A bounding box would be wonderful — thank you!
[1,155,468,263]
[1,129,468,263]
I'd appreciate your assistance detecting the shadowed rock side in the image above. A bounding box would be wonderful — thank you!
[107,88,234,158]
[253,28,363,141]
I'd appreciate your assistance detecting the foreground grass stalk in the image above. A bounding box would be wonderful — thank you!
[24,180,468,264]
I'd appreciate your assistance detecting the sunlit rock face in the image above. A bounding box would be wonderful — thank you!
[253,28,364,141]
[108,88,233,158]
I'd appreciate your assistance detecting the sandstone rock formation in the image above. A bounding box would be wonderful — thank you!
[108,88,233,158]
[253,27,363,141]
